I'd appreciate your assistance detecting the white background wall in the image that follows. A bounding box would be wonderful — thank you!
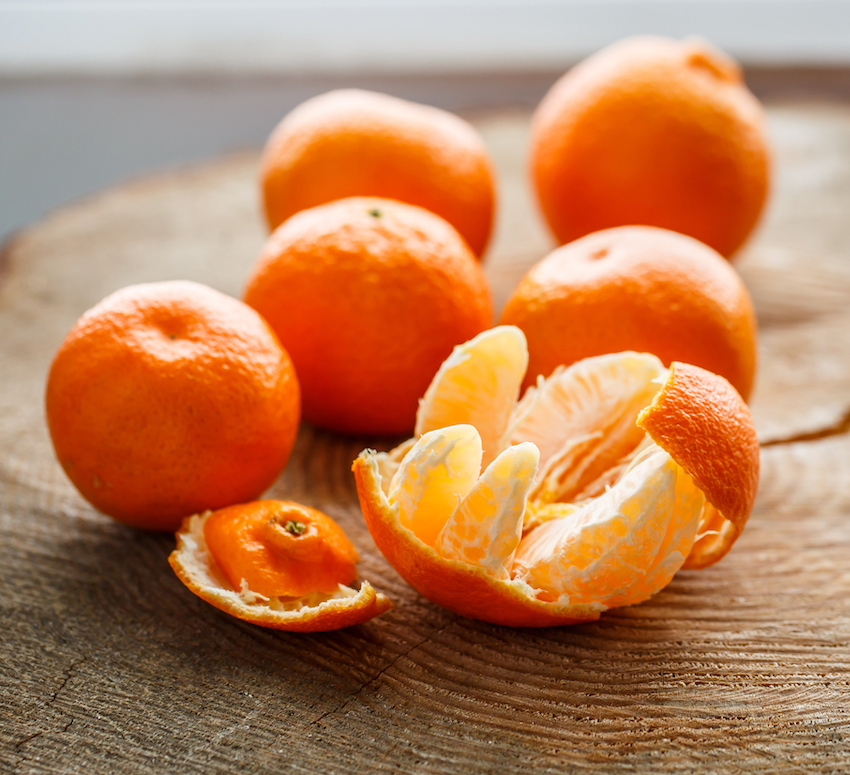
[3,0,850,242]
[3,0,850,76]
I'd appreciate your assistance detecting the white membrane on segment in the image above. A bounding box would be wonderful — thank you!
[434,441,539,580]
[512,445,704,607]
[508,352,669,504]
[415,326,528,468]
[388,424,483,545]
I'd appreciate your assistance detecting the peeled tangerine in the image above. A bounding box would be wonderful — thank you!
[353,326,759,627]
[169,500,392,632]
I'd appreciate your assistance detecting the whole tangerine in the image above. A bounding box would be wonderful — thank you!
[260,89,496,257]
[530,36,771,258]
[45,281,301,531]
[243,197,493,435]
[499,226,758,399]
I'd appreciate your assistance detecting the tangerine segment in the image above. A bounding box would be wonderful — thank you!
[512,446,704,607]
[354,451,604,627]
[509,351,667,505]
[388,425,483,547]
[435,441,539,581]
[637,361,760,566]
[416,326,528,467]
[203,500,359,598]
[170,509,392,633]
[682,503,735,570]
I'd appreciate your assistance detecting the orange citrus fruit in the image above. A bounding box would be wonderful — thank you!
[499,226,758,400]
[45,281,301,531]
[169,500,392,632]
[353,326,759,627]
[530,36,771,258]
[260,89,496,257]
[244,196,493,435]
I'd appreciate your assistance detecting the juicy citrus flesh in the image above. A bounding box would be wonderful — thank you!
[354,326,758,625]
[435,441,539,581]
[389,424,484,548]
[244,197,492,435]
[509,349,668,505]
[415,326,528,468]
[45,281,301,531]
[170,502,393,632]
[513,446,704,606]
[260,88,496,257]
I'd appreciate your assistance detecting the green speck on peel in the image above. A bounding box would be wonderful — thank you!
[93,475,102,489]
[368,208,382,218]
[284,520,307,535]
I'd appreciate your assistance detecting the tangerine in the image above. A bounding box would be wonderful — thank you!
[244,197,493,435]
[530,36,771,257]
[354,326,759,626]
[260,89,496,257]
[45,281,300,531]
[499,226,758,400]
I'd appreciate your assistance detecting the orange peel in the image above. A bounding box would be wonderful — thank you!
[353,326,759,626]
[637,361,760,568]
[169,500,393,632]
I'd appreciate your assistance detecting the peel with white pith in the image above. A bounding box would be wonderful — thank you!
[170,507,392,632]
[354,326,759,626]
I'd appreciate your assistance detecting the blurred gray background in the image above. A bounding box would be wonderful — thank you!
[3,0,850,244]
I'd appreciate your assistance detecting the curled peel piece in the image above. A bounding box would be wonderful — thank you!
[169,501,392,632]
[637,361,760,569]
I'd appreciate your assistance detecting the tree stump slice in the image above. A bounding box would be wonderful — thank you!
[2,104,849,774]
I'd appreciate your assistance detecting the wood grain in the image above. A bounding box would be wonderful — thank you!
[2,104,850,774]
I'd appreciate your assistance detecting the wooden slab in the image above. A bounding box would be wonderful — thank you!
[2,104,850,773]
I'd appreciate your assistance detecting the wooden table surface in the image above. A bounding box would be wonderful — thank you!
[2,103,850,773]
